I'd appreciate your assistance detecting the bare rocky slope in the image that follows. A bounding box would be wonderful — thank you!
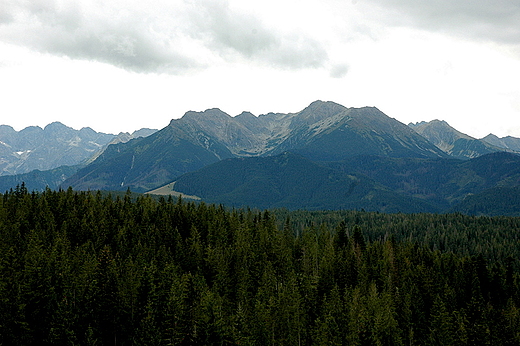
[408,119,505,159]
[482,133,520,152]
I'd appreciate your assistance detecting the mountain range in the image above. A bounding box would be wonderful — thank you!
[62,101,449,192]
[2,101,520,215]
[0,122,156,176]
[0,123,156,190]
[0,122,113,176]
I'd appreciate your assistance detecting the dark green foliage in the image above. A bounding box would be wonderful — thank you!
[450,186,520,216]
[327,151,520,212]
[170,151,520,215]
[1,188,520,345]
[272,208,520,262]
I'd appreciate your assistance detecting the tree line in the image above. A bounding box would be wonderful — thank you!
[0,185,519,345]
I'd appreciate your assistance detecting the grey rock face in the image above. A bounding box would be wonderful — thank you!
[0,122,157,176]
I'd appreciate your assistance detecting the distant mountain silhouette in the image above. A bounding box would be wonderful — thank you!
[0,122,156,176]
[0,122,114,176]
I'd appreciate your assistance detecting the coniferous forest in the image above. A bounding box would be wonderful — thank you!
[1,186,520,345]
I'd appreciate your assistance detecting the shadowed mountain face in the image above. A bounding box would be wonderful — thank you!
[170,151,520,213]
[62,123,234,192]
[63,101,447,192]
[409,119,505,159]
[325,151,520,210]
[172,152,438,212]
[0,165,81,194]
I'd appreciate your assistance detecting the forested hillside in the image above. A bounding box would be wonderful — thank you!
[169,151,520,214]
[172,152,437,213]
[1,186,519,345]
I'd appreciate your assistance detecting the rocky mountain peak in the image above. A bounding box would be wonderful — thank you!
[482,133,520,152]
[410,119,472,146]
[409,119,503,159]
[182,108,231,121]
[44,121,68,131]
[291,100,347,126]
[235,111,256,119]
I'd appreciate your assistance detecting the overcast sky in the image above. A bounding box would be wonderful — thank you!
[1,0,520,138]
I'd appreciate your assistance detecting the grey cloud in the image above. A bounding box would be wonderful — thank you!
[186,0,278,57]
[0,0,15,24]
[42,25,200,74]
[0,1,206,73]
[0,0,330,73]
[365,0,520,46]
[0,11,13,25]
[329,64,349,78]
[267,34,329,69]
[0,14,13,24]
[185,0,329,69]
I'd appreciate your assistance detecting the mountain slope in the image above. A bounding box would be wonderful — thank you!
[166,151,520,214]
[409,119,503,159]
[63,101,447,192]
[170,152,438,212]
[449,186,520,216]
[326,151,520,211]
[287,104,446,161]
[62,118,236,192]
[85,128,157,164]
